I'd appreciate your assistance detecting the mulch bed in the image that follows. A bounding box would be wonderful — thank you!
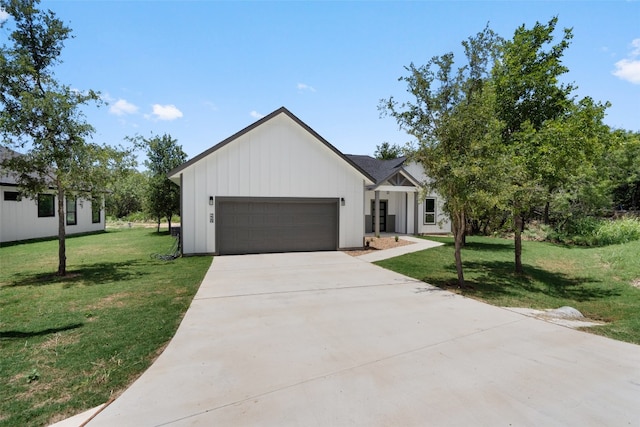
[344,236,414,257]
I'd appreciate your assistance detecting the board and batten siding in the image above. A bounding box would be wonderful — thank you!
[403,162,452,234]
[178,113,367,255]
[0,187,104,243]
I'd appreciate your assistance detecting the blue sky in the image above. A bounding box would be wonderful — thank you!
[3,1,640,160]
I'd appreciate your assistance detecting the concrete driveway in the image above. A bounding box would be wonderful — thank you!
[81,250,639,426]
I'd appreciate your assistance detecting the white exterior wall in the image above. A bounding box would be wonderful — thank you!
[178,114,368,254]
[0,186,105,243]
[403,162,452,234]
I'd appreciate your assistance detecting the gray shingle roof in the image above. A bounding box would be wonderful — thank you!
[0,146,21,185]
[345,155,407,184]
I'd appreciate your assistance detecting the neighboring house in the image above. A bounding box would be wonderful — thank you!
[168,107,450,256]
[0,146,105,244]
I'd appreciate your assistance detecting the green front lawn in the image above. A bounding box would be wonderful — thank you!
[0,229,211,426]
[376,235,640,345]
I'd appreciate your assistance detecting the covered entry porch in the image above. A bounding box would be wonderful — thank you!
[365,183,420,235]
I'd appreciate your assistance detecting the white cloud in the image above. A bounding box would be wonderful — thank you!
[613,38,640,84]
[250,110,264,119]
[109,99,139,116]
[613,59,640,84]
[150,104,183,121]
[203,101,219,111]
[101,92,114,102]
[632,38,640,56]
[297,82,316,93]
[0,9,9,22]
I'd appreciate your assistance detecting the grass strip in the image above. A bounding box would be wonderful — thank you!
[0,228,211,426]
[376,235,640,345]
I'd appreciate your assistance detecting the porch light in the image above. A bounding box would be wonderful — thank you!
[341,197,345,206]
[209,196,214,206]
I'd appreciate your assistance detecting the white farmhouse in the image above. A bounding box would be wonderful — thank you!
[168,107,449,255]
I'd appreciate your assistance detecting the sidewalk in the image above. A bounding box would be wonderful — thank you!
[356,235,444,262]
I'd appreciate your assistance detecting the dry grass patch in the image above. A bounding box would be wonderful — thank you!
[14,366,68,403]
[83,292,132,311]
[535,257,577,273]
[38,332,80,353]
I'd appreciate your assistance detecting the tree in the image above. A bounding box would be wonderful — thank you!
[609,130,640,211]
[374,142,403,160]
[492,17,609,273]
[0,0,131,276]
[104,168,148,219]
[381,26,506,288]
[138,134,186,232]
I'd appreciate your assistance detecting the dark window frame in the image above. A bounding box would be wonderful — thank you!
[38,194,55,218]
[91,199,101,224]
[66,195,77,226]
[3,191,20,201]
[424,197,436,225]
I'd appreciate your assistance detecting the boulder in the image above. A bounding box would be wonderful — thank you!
[545,306,585,319]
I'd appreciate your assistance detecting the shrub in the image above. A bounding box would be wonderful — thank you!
[550,217,640,246]
[595,217,640,245]
[523,221,552,241]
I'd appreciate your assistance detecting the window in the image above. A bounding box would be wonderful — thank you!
[38,194,55,217]
[92,199,101,224]
[424,197,436,225]
[3,191,20,201]
[66,195,77,225]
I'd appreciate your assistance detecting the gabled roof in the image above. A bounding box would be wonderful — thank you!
[345,154,420,187]
[168,107,376,183]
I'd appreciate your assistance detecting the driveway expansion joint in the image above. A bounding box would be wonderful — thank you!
[194,280,425,300]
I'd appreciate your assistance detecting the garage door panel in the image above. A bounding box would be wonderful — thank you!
[217,198,338,255]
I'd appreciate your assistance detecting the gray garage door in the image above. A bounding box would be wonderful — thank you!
[216,197,339,255]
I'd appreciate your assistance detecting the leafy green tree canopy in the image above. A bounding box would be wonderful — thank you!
[105,168,149,219]
[382,17,611,281]
[374,142,404,160]
[381,25,506,288]
[133,133,187,232]
[0,0,133,275]
[492,17,609,273]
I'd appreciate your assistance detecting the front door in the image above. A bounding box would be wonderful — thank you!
[371,200,387,232]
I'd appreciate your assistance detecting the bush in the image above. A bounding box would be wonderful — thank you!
[550,217,640,246]
[523,221,552,241]
[123,211,152,222]
[595,217,640,245]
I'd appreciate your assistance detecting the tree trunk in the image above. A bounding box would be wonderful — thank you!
[543,200,550,224]
[514,213,523,274]
[156,217,161,233]
[167,216,172,234]
[57,185,66,276]
[453,210,466,288]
